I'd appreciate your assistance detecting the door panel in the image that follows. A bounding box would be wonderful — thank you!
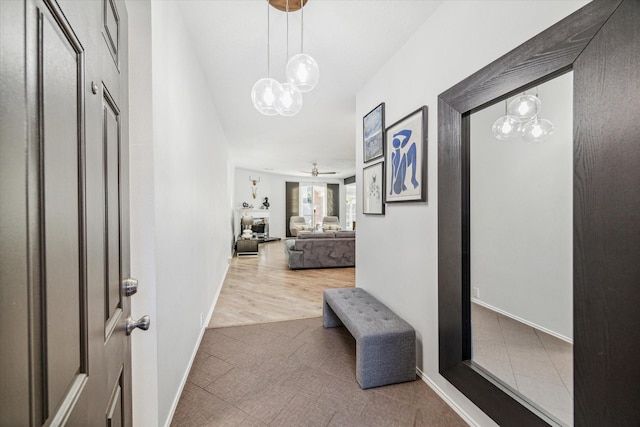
[0,0,133,424]
[38,2,88,420]
[106,370,124,427]
[103,0,120,66]
[104,86,123,340]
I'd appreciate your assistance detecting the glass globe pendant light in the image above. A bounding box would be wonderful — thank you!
[251,0,283,115]
[508,93,541,121]
[492,99,522,140]
[522,117,554,142]
[252,78,283,116]
[521,87,554,142]
[276,0,303,116]
[285,0,319,92]
[286,54,319,92]
[277,82,303,116]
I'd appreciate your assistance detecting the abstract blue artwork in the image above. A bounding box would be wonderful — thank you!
[385,106,427,202]
[363,103,385,163]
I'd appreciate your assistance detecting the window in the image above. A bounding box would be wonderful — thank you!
[345,183,356,230]
[299,183,327,231]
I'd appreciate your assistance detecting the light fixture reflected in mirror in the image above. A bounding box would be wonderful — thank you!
[493,90,554,142]
[492,100,522,140]
[522,117,554,141]
[508,93,541,120]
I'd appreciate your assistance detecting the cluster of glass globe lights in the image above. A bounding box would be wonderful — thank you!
[251,2,319,117]
[251,54,318,116]
[492,93,554,142]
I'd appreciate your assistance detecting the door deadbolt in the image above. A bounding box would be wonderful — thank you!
[123,278,138,297]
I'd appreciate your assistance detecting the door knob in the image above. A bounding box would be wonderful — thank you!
[126,315,150,335]
[123,278,138,296]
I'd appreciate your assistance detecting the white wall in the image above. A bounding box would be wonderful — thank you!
[129,1,234,425]
[127,1,159,426]
[470,73,573,340]
[233,167,345,238]
[355,1,587,425]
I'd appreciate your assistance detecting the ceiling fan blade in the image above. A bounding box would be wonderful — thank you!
[317,171,337,175]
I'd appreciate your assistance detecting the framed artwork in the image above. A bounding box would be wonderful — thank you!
[385,106,428,203]
[363,102,385,163]
[362,161,385,215]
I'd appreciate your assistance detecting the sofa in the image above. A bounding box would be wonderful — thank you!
[284,231,355,269]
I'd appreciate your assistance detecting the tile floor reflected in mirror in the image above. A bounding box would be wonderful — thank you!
[471,303,573,426]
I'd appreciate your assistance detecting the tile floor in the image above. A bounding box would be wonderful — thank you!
[171,317,467,427]
[471,303,573,426]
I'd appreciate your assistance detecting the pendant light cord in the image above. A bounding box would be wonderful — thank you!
[266,0,271,77]
[301,0,304,53]
[286,0,289,61]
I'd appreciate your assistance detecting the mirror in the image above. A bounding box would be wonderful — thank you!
[437,1,639,425]
[469,72,573,426]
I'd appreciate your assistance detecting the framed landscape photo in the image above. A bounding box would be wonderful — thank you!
[363,102,385,163]
[362,161,385,215]
[385,106,428,203]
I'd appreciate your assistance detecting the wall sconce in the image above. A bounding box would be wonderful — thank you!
[250,176,260,199]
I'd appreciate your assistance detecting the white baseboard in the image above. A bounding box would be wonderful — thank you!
[416,368,478,427]
[163,264,229,427]
[205,264,228,327]
[471,298,573,344]
[162,321,207,427]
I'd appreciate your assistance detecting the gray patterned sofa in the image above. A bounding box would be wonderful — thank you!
[284,231,355,269]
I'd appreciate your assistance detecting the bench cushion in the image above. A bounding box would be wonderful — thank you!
[323,288,413,340]
[323,287,416,389]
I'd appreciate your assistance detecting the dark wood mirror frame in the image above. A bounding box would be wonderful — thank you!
[437,0,640,425]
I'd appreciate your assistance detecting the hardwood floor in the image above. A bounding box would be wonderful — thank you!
[208,239,355,328]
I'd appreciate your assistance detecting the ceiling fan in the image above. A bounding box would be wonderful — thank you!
[305,162,337,177]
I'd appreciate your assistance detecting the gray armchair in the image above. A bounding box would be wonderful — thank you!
[289,216,310,237]
[322,216,342,232]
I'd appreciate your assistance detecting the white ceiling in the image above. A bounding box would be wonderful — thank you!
[178,0,442,179]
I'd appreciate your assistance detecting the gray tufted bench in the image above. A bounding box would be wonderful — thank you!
[323,287,416,389]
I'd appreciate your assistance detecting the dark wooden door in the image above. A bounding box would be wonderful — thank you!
[0,0,134,424]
